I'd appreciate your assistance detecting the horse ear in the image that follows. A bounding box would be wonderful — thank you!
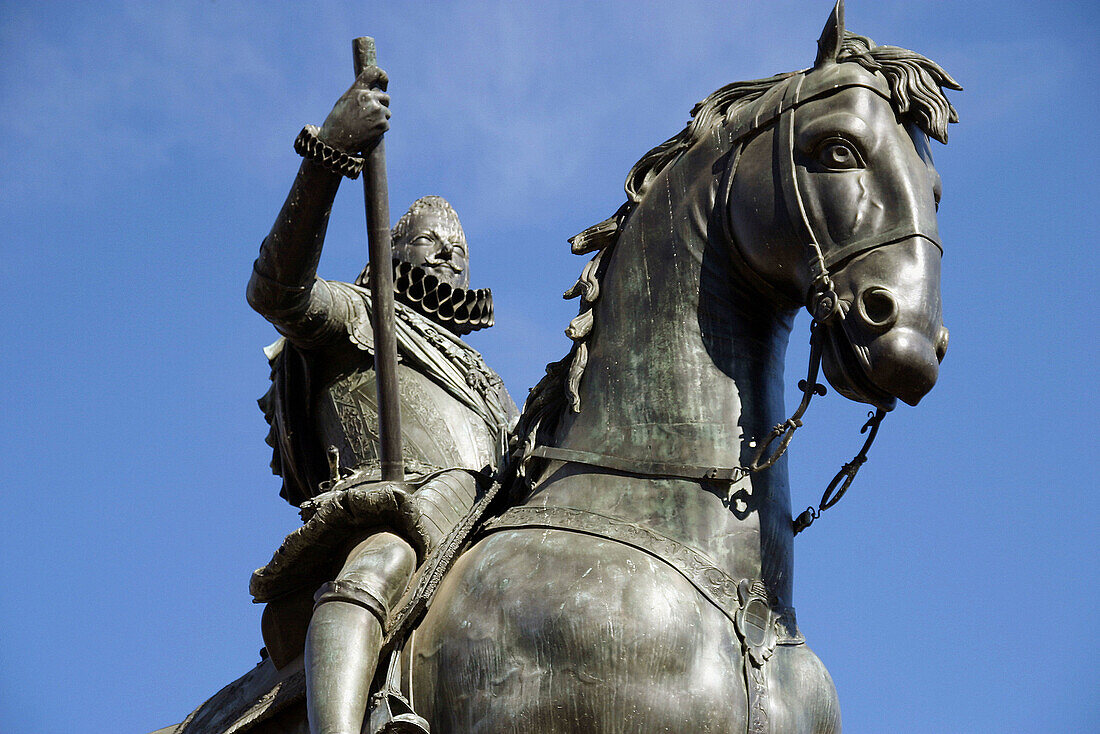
[814,0,846,68]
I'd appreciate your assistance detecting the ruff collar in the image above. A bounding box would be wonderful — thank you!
[357,260,494,336]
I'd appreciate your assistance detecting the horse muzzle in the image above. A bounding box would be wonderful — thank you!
[819,237,946,409]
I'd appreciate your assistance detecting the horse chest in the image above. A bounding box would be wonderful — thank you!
[412,530,838,734]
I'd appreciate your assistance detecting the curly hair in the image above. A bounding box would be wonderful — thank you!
[390,195,467,248]
[838,33,961,144]
[355,196,468,287]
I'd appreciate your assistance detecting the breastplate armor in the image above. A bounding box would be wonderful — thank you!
[317,362,500,480]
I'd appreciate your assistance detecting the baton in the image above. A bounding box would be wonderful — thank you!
[353,36,404,482]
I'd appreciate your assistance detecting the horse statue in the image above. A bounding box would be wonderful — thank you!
[166,3,961,733]
[389,3,959,733]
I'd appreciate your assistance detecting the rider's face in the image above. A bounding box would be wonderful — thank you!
[393,209,470,288]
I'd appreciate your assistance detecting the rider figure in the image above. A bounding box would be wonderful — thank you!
[245,65,516,734]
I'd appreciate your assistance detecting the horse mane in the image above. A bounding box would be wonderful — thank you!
[510,32,960,482]
[838,34,961,144]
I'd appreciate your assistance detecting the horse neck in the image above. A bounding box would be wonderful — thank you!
[558,146,795,474]
[538,145,799,601]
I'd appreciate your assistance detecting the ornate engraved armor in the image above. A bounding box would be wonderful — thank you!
[258,278,514,507]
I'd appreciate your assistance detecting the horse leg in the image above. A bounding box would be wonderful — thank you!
[765,643,842,734]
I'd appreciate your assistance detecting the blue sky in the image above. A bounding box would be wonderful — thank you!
[1,1,1097,732]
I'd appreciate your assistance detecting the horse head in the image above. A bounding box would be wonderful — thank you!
[724,0,959,410]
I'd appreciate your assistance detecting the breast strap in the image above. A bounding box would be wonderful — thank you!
[480,504,803,646]
[529,444,747,482]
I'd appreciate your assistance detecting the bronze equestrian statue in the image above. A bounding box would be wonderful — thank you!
[167,2,960,732]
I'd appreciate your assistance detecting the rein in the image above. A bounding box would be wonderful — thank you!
[747,320,887,535]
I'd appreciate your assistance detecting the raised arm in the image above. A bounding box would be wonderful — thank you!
[247,66,391,345]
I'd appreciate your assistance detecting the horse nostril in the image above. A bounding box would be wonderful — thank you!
[935,326,949,363]
[856,286,899,331]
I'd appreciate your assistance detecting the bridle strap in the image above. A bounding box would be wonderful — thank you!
[777,74,818,254]
[822,229,942,269]
[774,76,843,322]
[723,67,892,148]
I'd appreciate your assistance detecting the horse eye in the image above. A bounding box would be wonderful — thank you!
[816,138,863,170]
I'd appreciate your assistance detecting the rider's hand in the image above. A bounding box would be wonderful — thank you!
[318,66,390,154]
[298,477,412,523]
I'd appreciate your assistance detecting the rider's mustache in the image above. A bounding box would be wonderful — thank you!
[424,256,464,273]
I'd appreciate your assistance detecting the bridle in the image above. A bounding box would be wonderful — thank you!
[724,64,941,533]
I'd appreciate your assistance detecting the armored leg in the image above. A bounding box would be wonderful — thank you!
[306,531,416,734]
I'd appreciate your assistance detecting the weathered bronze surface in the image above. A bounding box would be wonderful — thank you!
[169,2,960,732]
